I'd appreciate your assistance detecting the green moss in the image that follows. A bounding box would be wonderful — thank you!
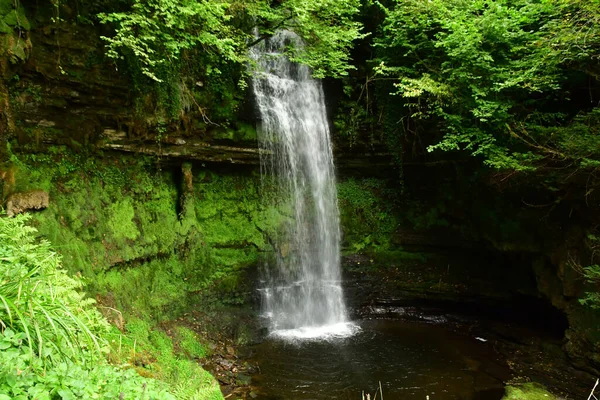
[107,318,223,400]
[8,147,286,321]
[0,0,13,16]
[502,383,558,400]
[212,124,257,142]
[176,327,207,359]
[337,177,400,253]
[0,19,11,33]
[107,198,140,241]
[6,147,289,400]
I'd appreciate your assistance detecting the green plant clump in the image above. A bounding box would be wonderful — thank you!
[107,318,222,400]
[502,383,558,400]
[176,326,207,359]
[580,264,600,309]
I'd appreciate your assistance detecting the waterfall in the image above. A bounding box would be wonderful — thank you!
[251,31,357,340]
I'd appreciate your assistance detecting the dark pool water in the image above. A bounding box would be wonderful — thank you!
[248,319,511,400]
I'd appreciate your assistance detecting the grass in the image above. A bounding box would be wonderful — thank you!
[106,318,222,400]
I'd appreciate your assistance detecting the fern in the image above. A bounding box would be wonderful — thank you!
[0,213,109,365]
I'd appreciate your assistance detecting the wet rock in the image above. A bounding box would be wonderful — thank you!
[6,189,49,217]
[217,358,233,370]
[236,374,251,386]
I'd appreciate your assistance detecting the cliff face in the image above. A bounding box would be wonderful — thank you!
[2,15,261,161]
[1,7,392,169]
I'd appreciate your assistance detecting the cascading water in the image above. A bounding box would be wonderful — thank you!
[251,31,357,340]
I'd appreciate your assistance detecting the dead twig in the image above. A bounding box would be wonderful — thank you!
[587,378,598,400]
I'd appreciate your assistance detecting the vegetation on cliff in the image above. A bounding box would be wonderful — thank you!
[0,146,285,398]
[98,0,364,81]
[352,0,600,173]
[331,0,600,308]
[6,147,286,316]
[0,213,186,399]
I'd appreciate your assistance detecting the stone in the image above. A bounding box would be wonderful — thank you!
[6,189,49,217]
[217,358,233,370]
[236,374,251,386]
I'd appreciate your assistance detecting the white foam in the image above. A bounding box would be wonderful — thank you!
[269,322,361,341]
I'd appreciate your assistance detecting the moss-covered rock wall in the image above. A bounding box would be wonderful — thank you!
[7,147,288,322]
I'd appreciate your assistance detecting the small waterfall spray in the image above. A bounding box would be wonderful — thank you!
[251,31,357,339]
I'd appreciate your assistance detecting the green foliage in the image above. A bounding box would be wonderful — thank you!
[276,0,366,78]
[0,336,175,400]
[0,0,31,64]
[373,0,600,172]
[0,213,108,364]
[1,1,29,30]
[98,0,364,82]
[0,213,177,400]
[4,149,275,399]
[93,0,364,123]
[577,233,600,309]
[580,264,600,309]
[98,0,245,83]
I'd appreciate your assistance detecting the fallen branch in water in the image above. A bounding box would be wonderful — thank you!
[587,378,599,400]
[362,381,384,400]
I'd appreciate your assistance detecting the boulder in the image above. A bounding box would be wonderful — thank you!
[6,190,49,217]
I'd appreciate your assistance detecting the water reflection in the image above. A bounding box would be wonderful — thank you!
[248,320,510,400]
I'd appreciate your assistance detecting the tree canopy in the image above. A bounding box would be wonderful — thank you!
[95,0,600,179]
[98,0,364,82]
[372,0,600,173]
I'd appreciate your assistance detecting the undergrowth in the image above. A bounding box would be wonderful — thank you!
[0,213,177,399]
[106,319,221,400]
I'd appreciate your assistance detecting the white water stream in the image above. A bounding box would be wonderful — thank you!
[251,31,357,340]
